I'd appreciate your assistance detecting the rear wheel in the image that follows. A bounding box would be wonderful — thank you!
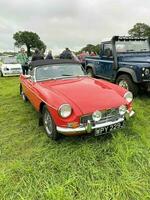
[116,74,138,96]
[0,71,3,77]
[20,84,28,102]
[42,106,60,140]
[87,68,94,77]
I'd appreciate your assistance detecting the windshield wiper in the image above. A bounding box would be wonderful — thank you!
[61,74,73,76]
[37,77,57,82]
[37,75,87,82]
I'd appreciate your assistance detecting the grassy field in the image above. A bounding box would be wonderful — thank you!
[0,77,150,200]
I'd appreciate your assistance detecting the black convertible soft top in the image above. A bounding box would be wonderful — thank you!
[30,59,80,69]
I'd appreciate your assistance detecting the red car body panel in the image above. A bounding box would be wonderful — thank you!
[20,75,131,129]
[38,77,127,113]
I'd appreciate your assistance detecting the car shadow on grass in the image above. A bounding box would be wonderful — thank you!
[137,90,150,98]
[44,131,116,145]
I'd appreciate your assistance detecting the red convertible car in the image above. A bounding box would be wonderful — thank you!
[20,60,135,140]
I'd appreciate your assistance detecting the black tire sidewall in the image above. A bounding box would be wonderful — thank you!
[87,68,94,77]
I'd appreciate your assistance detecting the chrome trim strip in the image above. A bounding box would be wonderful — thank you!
[86,58,113,63]
[56,117,124,134]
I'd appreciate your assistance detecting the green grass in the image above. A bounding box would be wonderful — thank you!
[0,77,150,200]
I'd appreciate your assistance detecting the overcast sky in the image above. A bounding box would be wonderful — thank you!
[0,0,150,54]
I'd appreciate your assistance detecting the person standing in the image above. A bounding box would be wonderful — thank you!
[60,48,73,59]
[45,50,53,60]
[31,49,44,61]
[16,48,29,75]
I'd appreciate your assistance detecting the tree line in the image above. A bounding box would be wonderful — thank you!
[12,22,150,56]
[77,23,150,54]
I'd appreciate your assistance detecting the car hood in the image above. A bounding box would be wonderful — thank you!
[39,78,126,114]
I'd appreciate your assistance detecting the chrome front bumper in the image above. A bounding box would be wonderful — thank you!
[56,117,124,134]
[56,110,135,135]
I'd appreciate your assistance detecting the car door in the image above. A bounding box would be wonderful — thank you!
[98,43,115,80]
[24,69,41,111]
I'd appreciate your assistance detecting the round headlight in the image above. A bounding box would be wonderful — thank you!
[92,110,102,122]
[119,105,127,115]
[124,91,133,103]
[58,104,72,118]
[145,68,150,76]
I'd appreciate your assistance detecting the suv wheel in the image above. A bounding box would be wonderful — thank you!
[42,106,60,140]
[87,68,94,77]
[116,74,138,96]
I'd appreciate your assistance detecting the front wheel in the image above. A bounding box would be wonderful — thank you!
[42,106,60,140]
[116,74,138,96]
[87,68,94,77]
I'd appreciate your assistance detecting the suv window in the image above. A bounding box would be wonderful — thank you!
[103,44,113,57]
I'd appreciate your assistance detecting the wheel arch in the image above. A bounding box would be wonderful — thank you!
[20,83,22,94]
[39,101,46,113]
[116,68,138,83]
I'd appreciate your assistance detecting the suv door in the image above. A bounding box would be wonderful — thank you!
[98,43,115,80]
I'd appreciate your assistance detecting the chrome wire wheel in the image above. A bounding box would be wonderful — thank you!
[20,84,28,101]
[22,92,26,101]
[118,80,129,90]
[43,109,53,136]
[21,91,28,102]
[42,105,61,140]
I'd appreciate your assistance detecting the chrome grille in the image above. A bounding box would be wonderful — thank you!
[80,108,120,125]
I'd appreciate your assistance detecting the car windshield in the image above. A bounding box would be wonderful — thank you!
[36,63,86,81]
[116,40,150,53]
[2,57,18,64]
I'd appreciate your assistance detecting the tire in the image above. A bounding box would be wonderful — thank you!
[20,84,28,102]
[0,71,3,77]
[42,106,60,140]
[87,68,94,77]
[116,74,138,96]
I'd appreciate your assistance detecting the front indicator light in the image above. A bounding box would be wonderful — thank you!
[67,122,79,128]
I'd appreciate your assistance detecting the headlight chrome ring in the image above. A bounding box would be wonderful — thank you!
[92,110,102,122]
[124,91,133,103]
[58,104,72,118]
[119,105,127,115]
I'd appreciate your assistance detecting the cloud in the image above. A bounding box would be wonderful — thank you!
[0,0,150,54]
